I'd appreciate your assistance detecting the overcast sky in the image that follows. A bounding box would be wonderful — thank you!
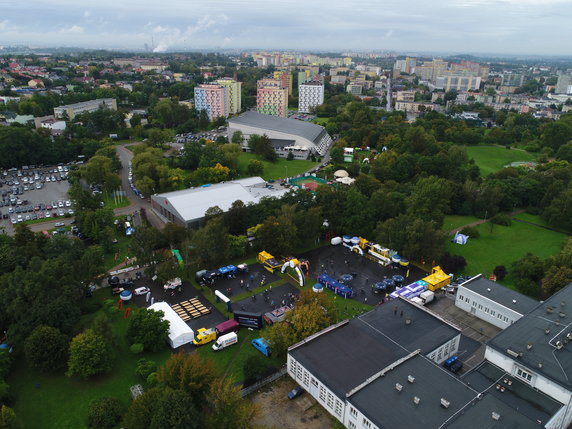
[0,0,571,55]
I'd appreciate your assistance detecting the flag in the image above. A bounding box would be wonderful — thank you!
[406,269,410,278]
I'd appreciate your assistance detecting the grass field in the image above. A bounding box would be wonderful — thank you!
[442,215,481,232]
[102,192,130,210]
[313,117,331,126]
[103,235,133,271]
[8,291,171,429]
[465,145,538,176]
[237,152,319,181]
[446,215,567,287]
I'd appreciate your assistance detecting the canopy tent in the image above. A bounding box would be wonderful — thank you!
[334,169,349,178]
[336,176,356,185]
[148,302,194,348]
[452,231,469,245]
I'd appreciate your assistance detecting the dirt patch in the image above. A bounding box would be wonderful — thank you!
[251,377,333,429]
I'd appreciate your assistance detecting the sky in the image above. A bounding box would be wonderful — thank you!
[0,0,571,55]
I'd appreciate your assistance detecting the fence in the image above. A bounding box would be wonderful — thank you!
[239,366,288,397]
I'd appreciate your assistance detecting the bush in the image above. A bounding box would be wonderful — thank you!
[491,213,512,226]
[461,226,480,238]
[493,265,507,281]
[79,299,102,315]
[524,143,541,152]
[130,343,144,355]
[25,326,69,373]
[243,355,271,383]
[136,358,157,379]
[439,253,467,274]
[87,397,125,429]
[146,372,158,387]
[526,206,541,215]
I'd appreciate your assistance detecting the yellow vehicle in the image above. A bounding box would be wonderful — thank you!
[257,251,282,273]
[192,328,217,346]
[422,266,452,291]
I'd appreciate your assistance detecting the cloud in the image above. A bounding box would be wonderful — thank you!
[83,11,91,18]
[152,14,227,52]
[59,25,84,34]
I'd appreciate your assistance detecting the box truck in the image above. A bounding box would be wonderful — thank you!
[212,332,238,351]
[193,328,217,346]
[215,319,240,335]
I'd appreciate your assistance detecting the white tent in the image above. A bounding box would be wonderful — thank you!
[452,231,469,245]
[148,302,194,348]
[334,169,349,178]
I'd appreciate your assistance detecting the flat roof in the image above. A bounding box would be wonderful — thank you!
[55,98,115,109]
[229,111,327,144]
[460,275,538,315]
[152,177,286,223]
[289,299,460,398]
[488,283,572,391]
[348,354,478,429]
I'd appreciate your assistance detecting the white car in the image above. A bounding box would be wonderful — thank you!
[54,222,65,227]
[65,200,71,207]
[134,287,150,296]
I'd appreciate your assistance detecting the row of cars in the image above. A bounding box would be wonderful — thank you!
[127,162,145,199]
[5,200,74,224]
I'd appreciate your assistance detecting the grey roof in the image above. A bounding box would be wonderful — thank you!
[445,394,544,429]
[348,354,478,429]
[289,298,460,398]
[460,276,538,315]
[462,361,562,425]
[229,111,327,144]
[487,283,572,391]
[55,98,115,109]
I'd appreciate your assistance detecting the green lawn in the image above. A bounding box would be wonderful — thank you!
[102,192,130,210]
[103,235,133,271]
[465,145,538,176]
[237,152,319,181]
[313,117,331,126]
[8,291,171,429]
[442,215,481,232]
[446,215,567,287]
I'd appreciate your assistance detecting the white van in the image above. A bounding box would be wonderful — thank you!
[212,332,238,351]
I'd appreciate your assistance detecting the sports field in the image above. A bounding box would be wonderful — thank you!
[238,153,319,181]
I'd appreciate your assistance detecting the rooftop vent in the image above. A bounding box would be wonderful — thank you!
[556,341,563,350]
[538,362,543,369]
[395,383,403,392]
[440,398,450,409]
[487,288,491,292]
[405,317,411,325]
[545,328,550,335]
[546,306,554,313]
[527,343,533,350]
[512,299,517,304]
[492,412,501,421]
[561,301,566,307]
[567,333,572,340]
[507,349,520,358]
[560,312,566,318]
[413,396,420,405]
[407,375,415,384]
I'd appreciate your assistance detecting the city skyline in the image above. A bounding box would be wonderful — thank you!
[1,0,571,55]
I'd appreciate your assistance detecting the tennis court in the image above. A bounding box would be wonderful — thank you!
[289,176,329,191]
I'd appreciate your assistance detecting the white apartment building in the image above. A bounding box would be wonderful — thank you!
[298,81,324,113]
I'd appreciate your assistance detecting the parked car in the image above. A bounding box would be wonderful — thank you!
[134,287,150,296]
[287,386,305,400]
[54,222,65,227]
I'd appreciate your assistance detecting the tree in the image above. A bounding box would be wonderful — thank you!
[191,216,230,266]
[24,325,69,373]
[226,200,249,235]
[220,143,242,170]
[136,358,157,380]
[243,355,271,382]
[493,265,507,281]
[156,353,217,408]
[148,388,199,429]
[231,130,244,145]
[86,397,125,429]
[439,254,467,273]
[556,142,572,162]
[126,308,170,352]
[247,159,264,176]
[542,266,572,296]
[256,214,297,256]
[0,405,21,429]
[67,329,113,379]
[205,378,259,429]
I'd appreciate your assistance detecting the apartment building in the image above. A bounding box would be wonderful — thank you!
[299,81,325,113]
[256,78,288,117]
[194,84,229,120]
[53,98,117,120]
[273,71,293,96]
[215,78,242,114]
[435,75,482,91]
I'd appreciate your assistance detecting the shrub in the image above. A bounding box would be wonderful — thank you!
[461,226,480,238]
[439,253,467,274]
[491,213,512,226]
[493,265,507,281]
[526,206,541,215]
[136,358,157,379]
[87,397,125,429]
[130,343,144,355]
[146,372,158,387]
[243,355,272,382]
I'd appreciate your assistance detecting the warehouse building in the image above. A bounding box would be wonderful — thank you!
[53,98,117,120]
[228,111,332,156]
[151,177,287,228]
[455,275,538,329]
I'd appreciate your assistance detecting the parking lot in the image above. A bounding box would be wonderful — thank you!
[0,165,73,233]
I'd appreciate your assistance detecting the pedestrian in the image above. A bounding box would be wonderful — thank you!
[240,279,244,288]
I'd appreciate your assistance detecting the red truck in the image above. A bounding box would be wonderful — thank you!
[215,319,240,335]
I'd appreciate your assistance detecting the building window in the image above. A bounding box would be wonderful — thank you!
[350,407,358,418]
[485,307,490,313]
[491,310,496,316]
[335,400,343,416]
[327,392,334,409]
[503,316,509,322]
[362,417,372,428]
[465,297,470,303]
[478,304,483,310]
[472,301,477,307]
[319,386,326,402]
[303,370,310,386]
[516,367,533,383]
[349,422,357,429]
[296,366,303,381]
[289,359,296,374]
[458,294,463,301]
[498,313,503,319]
[311,377,318,387]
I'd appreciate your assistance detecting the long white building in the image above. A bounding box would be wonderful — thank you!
[53,98,117,120]
[298,81,324,113]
